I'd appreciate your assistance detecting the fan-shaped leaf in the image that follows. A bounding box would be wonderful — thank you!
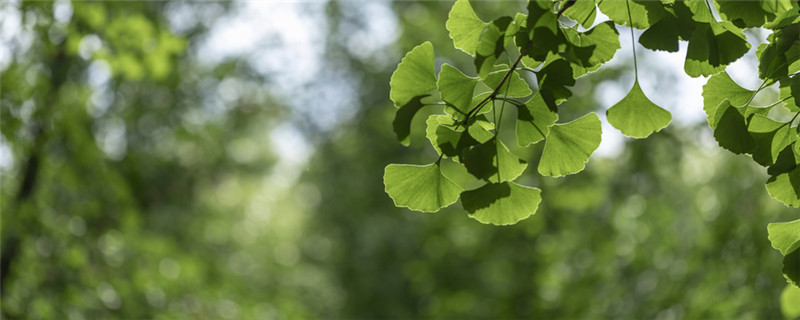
[384,163,463,212]
[606,81,671,138]
[446,0,488,56]
[516,93,558,146]
[539,112,602,177]
[461,181,542,225]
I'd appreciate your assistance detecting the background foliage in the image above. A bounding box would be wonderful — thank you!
[1,0,798,319]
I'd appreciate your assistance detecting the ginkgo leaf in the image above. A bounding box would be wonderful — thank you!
[562,21,621,69]
[539,112,602,177]
[537,59,576,108]
[463,137,528,182]
[446,0,488,56]
[393,95,429,146]
[597,0,667,29]
[426,115,476,160]
[713,102,756,154]
[389,42,436,107]
[438,64,478,115]
[716,0,775,28]
[461,181,542,225]
[684,0,715,23]
[703,71,755,124]
[748,114,794,164]
[685,21,750,77]
[767,165,800,208]
[606,81,671,138]
[483,64,532,98]
[384,163,463,212]
[562,0,597,28]
[638,2,696,53]
[768,219,800,256]
[475,16,513,78]
[768,219,800,287]
[516,93,558,146]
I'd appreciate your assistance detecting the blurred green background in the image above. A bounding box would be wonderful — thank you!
[1,1,798,319]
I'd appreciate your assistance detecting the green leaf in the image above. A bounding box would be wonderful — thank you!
[425,115,477,160]
[713,102,756,154]
[784,249,800,287]
[715,0,775,28]
[446,0,489,56]
[539,112,602,177]
[483,64,532,98]
[463,137,528,183]
[606,81,672,138]
[524,0,565,61]
[768,219,800,256]
[638,3,696,52]
[597,0,667,29]
[438,64,479,115]
[685,21,750,78]
[702,71,755,120]
[392,95,429,146]
[562,0,597,28]
[685,0,716,23]
[516,93,559,146]
[383,163,463,212]
[781,285,800,318]
[758,23,799,79]
[748,114,794,163]
[562,21,621,77]
[767,165,800,207]
[768,219,800,287]
[475,17,513,78]
[389,42,436,107]
[461,181,542,225]
[537,59,576,108]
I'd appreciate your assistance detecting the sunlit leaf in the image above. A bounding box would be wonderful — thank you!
[463,138,528,183]
[483,64,532,98]
[438,64,479,115]
[516,93,559,146]
[446,0,489,56]
[461,181,542,225]
[384,163,463,212]
[539,112,602,177]
[389,42,437,107]
[606,81,671,138]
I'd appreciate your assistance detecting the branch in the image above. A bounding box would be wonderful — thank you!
[463,40,533,125]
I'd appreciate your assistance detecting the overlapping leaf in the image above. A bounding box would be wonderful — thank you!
[438,64,478,115]
[517,93,558,146]
[463,137,528,183]
[390,42,437,145]
[768,219,800,286]
[685,21,750,77]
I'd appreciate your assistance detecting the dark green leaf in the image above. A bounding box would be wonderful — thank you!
[685,21,750,78]
[392,95,430,146]
[475,17,513,78]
